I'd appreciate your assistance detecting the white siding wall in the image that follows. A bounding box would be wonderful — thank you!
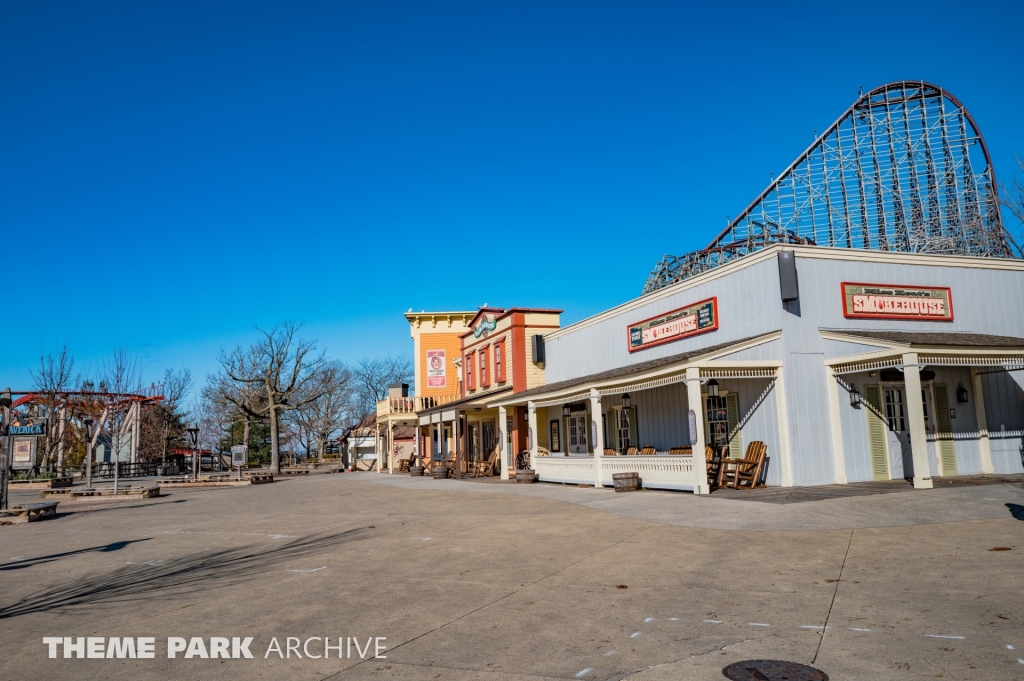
[543,251,1024,486]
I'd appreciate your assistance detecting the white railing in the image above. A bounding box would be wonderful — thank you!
[532,454,700,491]
[599,455,698,491]
[532,456,596,485]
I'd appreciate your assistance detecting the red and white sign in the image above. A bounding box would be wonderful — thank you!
[841,282,953,321]
[426,350,446,388]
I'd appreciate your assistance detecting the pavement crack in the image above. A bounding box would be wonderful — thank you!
[812,528,854,665]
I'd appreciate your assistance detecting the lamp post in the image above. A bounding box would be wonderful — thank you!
[186,426,199,481]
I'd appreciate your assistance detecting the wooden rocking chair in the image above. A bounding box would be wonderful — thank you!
[719,441,768,489]
[473,448,499,477]
[625,446,640,456]
[640,445,656,456]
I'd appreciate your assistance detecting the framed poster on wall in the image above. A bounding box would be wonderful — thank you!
[549,420,561,452]
[426,349,447,387]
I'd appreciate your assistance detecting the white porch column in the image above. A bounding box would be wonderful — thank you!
[498,406,509,480]
[825,366,848,484]
[971,366,994,474]
[527,401,538,469]
[774,366,795,487]
[902,352,934,489]
[375,422,382,474]
[685,367,710,495]
[388,423,395,474]
[590,389,605,489]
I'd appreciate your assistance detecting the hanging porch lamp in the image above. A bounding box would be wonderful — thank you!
[706,379,720,398]
[562,403,571,417]
[621,393,631,409]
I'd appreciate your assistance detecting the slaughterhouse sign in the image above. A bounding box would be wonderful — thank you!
[841,282,953,321]
[628,297,718,352]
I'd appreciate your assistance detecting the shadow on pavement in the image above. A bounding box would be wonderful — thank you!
[1007,503,1024,521]
[0,539,150,572]
[0,529,368,620]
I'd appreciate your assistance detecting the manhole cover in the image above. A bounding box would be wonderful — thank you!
[722,659,828,681]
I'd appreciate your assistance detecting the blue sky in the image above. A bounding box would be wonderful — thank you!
[3,0,1023,391]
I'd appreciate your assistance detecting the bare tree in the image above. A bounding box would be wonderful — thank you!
[218,323,330,473]
[209,345,266,461]
[290,362,355,460]
[140,367,193,464]
[1001,156,1024,256]
[353,355,413,416]
[31,343,78,473]
[101,343,141,469]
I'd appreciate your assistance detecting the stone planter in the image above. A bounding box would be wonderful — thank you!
[516,469,536,484]
[409,465,425,477]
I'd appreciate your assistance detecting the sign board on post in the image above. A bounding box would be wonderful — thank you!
[11,437,36,470]
[426,350,447,388]
[841,282,953,321]
[230,445,247,467]
[688,410,698,446]
[627,297,719,353]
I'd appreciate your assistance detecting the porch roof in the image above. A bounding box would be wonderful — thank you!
[417,386,512,416]
[489,332,779,407]
[822,329,1024,348]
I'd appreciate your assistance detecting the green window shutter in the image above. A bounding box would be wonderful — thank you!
[702,394,710,446]
[726,393,742,459]
[628,407,638,449]
[605,412,617,452]
[933,384,957,476]
[864,384,889,481]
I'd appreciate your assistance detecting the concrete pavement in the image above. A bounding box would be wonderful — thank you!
[0,473,1021,680]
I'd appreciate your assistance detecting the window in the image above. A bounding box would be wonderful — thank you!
[884,388,906,432]
[706,395,728,448]
[616,408,633,451]
[494,340,505,382]
[479,347,489,387]
[465,353,475,390]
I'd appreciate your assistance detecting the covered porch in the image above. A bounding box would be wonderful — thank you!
[823,330,1024,489]
[488,333,792,494]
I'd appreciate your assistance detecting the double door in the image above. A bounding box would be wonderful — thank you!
[880,383,934,479]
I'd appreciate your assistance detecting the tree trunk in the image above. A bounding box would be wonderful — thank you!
[269,409,281,473]
[243,418,251,461]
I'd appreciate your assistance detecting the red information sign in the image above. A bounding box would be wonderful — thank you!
[841,282,953,321]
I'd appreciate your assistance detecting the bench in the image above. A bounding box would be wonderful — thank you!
[0,501,60,524]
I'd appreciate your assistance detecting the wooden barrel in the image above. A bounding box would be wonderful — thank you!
[612,472,639,493]
[430,466,449,479]
[409,465,425,477]
[516,469,536,484]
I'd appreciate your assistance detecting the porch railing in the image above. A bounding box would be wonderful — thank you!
[532,454,700,491]
[376,394,461,417]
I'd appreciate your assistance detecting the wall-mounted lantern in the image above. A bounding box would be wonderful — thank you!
[956,383,969,403]
[849,386,861,408]
[706,379,720,398]
[621,393,631,409]
[562,404,571,418]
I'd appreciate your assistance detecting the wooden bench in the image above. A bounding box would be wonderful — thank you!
[0,501,60,524]
[668,446,693,456]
